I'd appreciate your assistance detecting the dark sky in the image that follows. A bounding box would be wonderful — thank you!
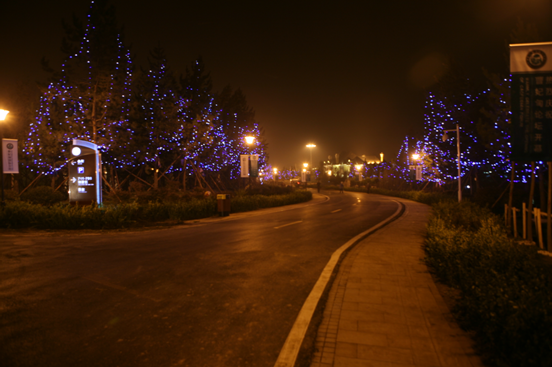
[1,0,551,169]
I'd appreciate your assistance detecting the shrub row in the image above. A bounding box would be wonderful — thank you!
[424,200,552,367]
[0,190,312,230]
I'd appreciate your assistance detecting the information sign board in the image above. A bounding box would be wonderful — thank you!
[68,140,102,205]
[510,42,552,161]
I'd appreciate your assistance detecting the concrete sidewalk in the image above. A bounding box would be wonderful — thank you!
[309,200,485,367]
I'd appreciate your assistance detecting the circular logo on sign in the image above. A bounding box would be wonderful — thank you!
[6,143,13,149]
[526,50,547,69]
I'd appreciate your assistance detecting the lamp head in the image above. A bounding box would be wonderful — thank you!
[0,109,9,121]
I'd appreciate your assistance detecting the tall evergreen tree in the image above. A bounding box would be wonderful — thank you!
[24,0,134,176]
[134,47,182,188]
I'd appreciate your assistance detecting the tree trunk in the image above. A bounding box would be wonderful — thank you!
[109,165,116,192]
[182,158,187,192]
[51,161,56,189]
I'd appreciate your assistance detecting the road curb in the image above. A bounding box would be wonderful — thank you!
[273,198,405,367]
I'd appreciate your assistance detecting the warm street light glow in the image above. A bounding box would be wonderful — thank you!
[273,168,278,175]
[0,109,9,121]
[303,163,308,168]
[306,143,316,168]
[412,153,420,161]
[244,136,255,145]
[327,170,332,176]
[355,164,363,171]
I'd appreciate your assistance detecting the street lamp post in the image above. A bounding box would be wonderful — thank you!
[244,136,255,188]
[0,109,9,207]
[306,144,316,169]
[355,164,363,181]
[442,124,462,202]
[303,163,309,188]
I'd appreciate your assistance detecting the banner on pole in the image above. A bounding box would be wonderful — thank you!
[2,139,19,174]
[240,155,249,178]
[250,154,259,178]
[510,42,552,161]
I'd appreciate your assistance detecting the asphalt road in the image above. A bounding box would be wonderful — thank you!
[0,191,400,367]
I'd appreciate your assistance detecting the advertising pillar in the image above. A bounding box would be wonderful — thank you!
[68,140,102,205]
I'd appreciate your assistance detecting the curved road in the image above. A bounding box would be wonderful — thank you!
[0,191,400,367]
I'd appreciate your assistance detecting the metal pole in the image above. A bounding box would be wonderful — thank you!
[546,162,552,251]
[456,124,461,202]
[528,162,536,243]
[508,161,515,230]
[0,130,4,207]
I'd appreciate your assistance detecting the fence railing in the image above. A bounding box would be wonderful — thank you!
[505,203,551,251]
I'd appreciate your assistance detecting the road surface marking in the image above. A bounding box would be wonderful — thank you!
[274,220,303,229]
[274,199,404,367]
[331,209,342,213]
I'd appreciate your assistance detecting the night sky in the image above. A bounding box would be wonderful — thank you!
[1,0,551,169]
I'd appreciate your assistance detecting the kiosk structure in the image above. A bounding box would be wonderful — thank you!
[68,140,102,205]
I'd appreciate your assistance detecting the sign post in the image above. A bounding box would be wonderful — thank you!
[1,138,19,207]
[68,140,102,205]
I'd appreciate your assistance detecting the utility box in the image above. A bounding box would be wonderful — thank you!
[217,194,231,216]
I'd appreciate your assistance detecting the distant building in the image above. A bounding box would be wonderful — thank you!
[323,151,384,178]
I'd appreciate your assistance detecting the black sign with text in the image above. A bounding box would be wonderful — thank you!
[511,74,552,161]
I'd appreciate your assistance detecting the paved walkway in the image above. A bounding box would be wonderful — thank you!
[310,200,485,367]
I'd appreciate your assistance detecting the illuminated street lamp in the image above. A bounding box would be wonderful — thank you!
[442,124,462,202]
[244,136,255,145]
[273,167,278,181]
[243,136,256,188]
[0,109,9,207]
[306,143,316,168]
[412,153,420,161]
[355,164,363,181]
[302,163,309,187]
